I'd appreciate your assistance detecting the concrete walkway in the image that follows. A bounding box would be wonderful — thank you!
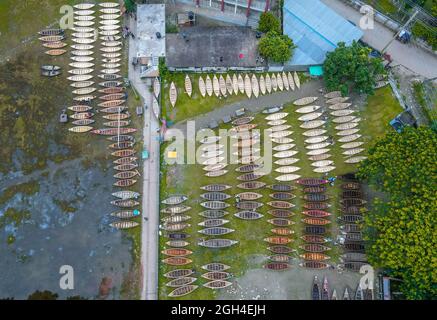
[127,17,161,300]
[321,0,437,79]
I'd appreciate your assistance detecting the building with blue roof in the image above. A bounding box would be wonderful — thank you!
[283,0,363,68]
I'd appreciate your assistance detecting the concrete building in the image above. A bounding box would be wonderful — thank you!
[283,0,363,69]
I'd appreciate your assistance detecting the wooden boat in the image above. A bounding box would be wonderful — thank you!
[68,105,92,112]
[303,202,329,210]
[162,215,191,224]
[282,72,289,90]
[341,182,361,190]
[109,221,139,229]
[39,35,64,42]
[340,224,361,233]
[309,154,332,161]
[300,120,325,129]
[166,277,196,288]
[113,156,137,164]
[198,239,238,248]
[200,192,231,201]
[274,158,299,166]
[271,73,278,91]
[337,128,360,137]
[345,156,367,164]
[340,197,366,207]
[296,178,328,186]
[264,262,290,271]
[259,75,266,95]
[293,72,300,89]
[104,113,130,121]
[268,209,294,218]
[302,217,331,225]
[225,74,233,95]
[202,263,231,272]
[312,276,320,300]
[236,181,266,190]
[111,149,135,157]
[275,174,301,182]
[104,120,130,127]
[161,248,193,257]
[39,28,64,36]
[200,201,229,209]
[162,195,188,205]
[294,97,318,106]
[307,149,330,156]
[70,112,94,120]
[201,184,231,192]
[212,75,220,97]
[267,218,294,226]
[273,149,297,158]
[229,123,257,134]
[305,136,329,145]
[232,74,239,94]
[303,194,329,202]
[203,280,232,289]
[343,232,364,241]
[298,112,323,122]
[243,74,252,98]
[302,128,327,137]
[339,215,364,224]
[343,242,365,252]
[219,75,227,96]
[304,226,326,234]
[302,210,330,218]
[166,240,190,247]
[301,235,327,243]
[342,148,364,156]
[100,106,127,113]
[234,211,263,220]
[166,233,190,240]
[271,228,294,236]
[300,253,330,261]
[232,116,254,126]
[113,179,136,187]
[276,73,284,91]
[43,41,67,49]
[296,105,321,114]
[303,186,326,193]
[300,244,331,252]
[198,219,229,228]
[235,201,263,210]
[264,236,292,245]
[99,86,124,94]
[236,172,264,181]
[268,245,294,254]
[267,119,287,126]
[265,73,272,93]
[265,112,288,121]
[251,74,259,98]
[300,261,329,269]
[342,190,362,198]
[100,93,125,101]
[160,205,191,214]
[341,262,367,272]
[199,210,228,219]
[235,192,262,200]
[198,227,234,236]
[45,49,66,56]
[196,75,206,98]
[270,192,295,200]
[202,271,230,281]
[374,80,388,89]
[321,276,330,300]
[162,223,190,232]
[69,126,93,133]
[341,252,367,262]
[110,142,136,152]
[235,164,264,174]
[168,285,198,298]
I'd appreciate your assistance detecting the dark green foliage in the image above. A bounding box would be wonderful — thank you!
[323,41,384,96]
[258,12,281,34]
[258,31,295,63]
[124,0,136,13]
[412,21,437,50]
[158,57,169,79]
[27,290,58,300]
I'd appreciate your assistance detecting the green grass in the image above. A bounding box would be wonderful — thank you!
[365,0,397,15]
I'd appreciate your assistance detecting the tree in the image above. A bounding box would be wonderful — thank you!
[259,31,295,64]
[258,12,281,34]
[323,41,384,96]
[27,290,58,300]
[357,127,437,299]
[124,0,136,13]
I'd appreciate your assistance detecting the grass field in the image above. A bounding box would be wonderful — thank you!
[158,84,403,300]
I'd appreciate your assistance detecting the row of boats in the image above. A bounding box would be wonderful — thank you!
[156,71,302,109]
[312,275,373,300]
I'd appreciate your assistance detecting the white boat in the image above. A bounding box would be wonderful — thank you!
[101,14,121,20]
[99,19,120,26]
[338,134,361,143]
[71,44,94,50]
[311,160,334,167]
[205,75,213,97]
[329,102,352,110]
[74,15,95,21]
[74,9,95,16]
[307,148,330,156]
[201,150,225,158]
[308,154,331,161]
[287,72,295,91]
[275,166,300,173]
[67,74,93,81]
[259,75,266,95]
[68,68,93,75]
[294,96,318,106]
[302,129,327,137]
[331,109,355,117]
[72,38,95,44]
[271,73,278,92]
[225,74,233,96]
[273,150,298,158]
[296,105,321,114]
[341,141,364,149]
[99,25,120,31]
[274,158,299,165]
[251,74,259,98]
[293,72,300,89]
[265,73,272,93]
[69,62,94,69]
[305,136,329,144]
[269,131,293,139]
[314,166,335,173]
[185,74,192,97]
[271,137,294,144]
[300,120,325,129]
[169,81,177,107]
[267,125,292,132]
[71,27,94,33]
[344,156,367,164]
[153,78,160,99]
[202,157,225,165]
[282,72,289,90]
[74,21,94,27]
[298,112,323,122]
[72,32,94,38]
[198,76,206,98]
[213,75,220,97]
[336,129,360,136]
[152,97,160,120]
[237,74,245,94]
[70,56,94,62]
[272,144,295,151]
[265,112,288,121]
[219,75,227,96]
[275,174,301,181]
[232,74,239,95]
[326,96,349,104]
[343,148,365,156]
[200,136,221,144]
[335,122,359,130]
[267,119,287,126]
[100,8,120,14]
[74,3,95,10]
[324,91,341,99]
[99,2,120,8]
[276,73,284,91]
[201,144,224,152]
[306,142,330,150]
[244,74,252,98]
[332,116,356,123]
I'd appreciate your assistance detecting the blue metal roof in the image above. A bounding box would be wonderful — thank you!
[283,0,363,66]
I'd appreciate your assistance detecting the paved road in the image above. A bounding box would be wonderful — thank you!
[127,17,161,300]
[321,0,437,79]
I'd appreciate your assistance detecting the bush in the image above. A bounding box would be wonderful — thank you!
[258,12,281,34]
[412,21,437,50]
[258,31,295,63]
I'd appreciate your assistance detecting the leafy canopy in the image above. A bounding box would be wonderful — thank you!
[258,12,281,34]
[259,31,295,64]
[323,41,384,96]
[357,127,437,299]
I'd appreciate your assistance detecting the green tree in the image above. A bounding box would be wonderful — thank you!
[323,41,384,95]
[27,290,59,300]
[258,12,281,34]
[258,31,295,63]
[124,0,136,13]
[357,127,437,299]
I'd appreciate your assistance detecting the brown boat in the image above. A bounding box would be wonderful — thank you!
[162,257,192,266]
[202,263,231,272]
[229,123,257,133]
[268,184,296,192]
[267,201,294,209]
[234,211,263,220]
[201,272,230,280]
[100,106,128,113]
[200,184,231,192]
[108,135,135,143]
[91,128,137,135]
[231,116,254,126]
[166,277,197,288]
[235,201,263,210]
[162,223,190,232]
[235,192,262,201]
[98,100,125,108]
[342,190,362,198]
[302,217,331,225]
[339,215,364,223]
[263,262,291,271]
[99,87,124,94]
[302,210,331,218]
[303,202,329,210]
[104,120,131,127]
[110,210,140,219]
[299,244,331,252]
[303,186,326,193]
[68,105,92,112]
[163,269,194,279]
[268,209,294,218]
[267,218,294,226]
[113,179,137,187]
[296,178,329,186]
[236,172,264,181]
[304,226,326,234]
[100,93,125,100]
[264,236,292,244]
[340,198,367,207]
[166,233,190,240]
[299,261,329,269]
[235,164,263,173]
[161,248,193,257]
[267,245,294,254]
[110,199,139,207]
[109,221,139,229]
[113,170,139,179]
[109,141,134,150]
[340,224,361,233]
[113,156,137,165]
[111,149,136,157]
[168,285,198,297]
[303,194,329,202]
[269,254,292,263]
[237,181,266,190]
[162,215,191,224]
[343,242,365,252]
[301,235,328,243]
[72,119,94,126]
[271,228,294,236]
[160,205,191,214]
[270,192,295,200]
[300,253,330,261]
[341,182,361,190]
[70,112,93,119]
[203,280,232,289]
